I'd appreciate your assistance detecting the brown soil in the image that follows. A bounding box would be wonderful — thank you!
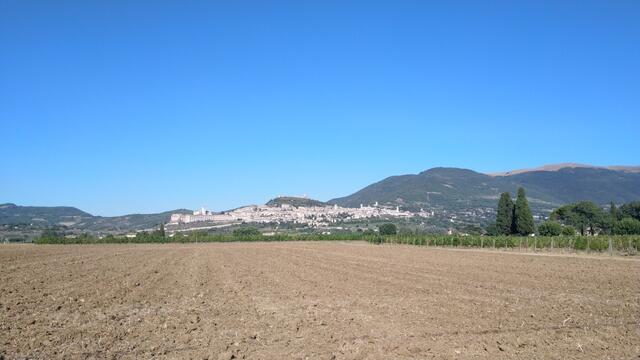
[1,242,639,359]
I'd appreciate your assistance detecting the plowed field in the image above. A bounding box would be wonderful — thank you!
[1,242,638,359]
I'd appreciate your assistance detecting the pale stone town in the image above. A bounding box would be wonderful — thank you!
[169,202,435,228]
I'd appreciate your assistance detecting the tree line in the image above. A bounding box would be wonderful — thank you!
[35,228,375,244]
[543,201,640,236]
[489,187,640,236]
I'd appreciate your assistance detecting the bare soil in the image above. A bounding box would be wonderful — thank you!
[1,242,639,359]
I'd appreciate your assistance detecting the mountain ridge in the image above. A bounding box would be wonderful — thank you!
[488,163,640,176]
[0,204,191,231]
[3,163,639,232]
[329,164,640,211]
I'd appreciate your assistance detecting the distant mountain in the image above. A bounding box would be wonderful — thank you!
[505,167,640,204]
[266,196,327,207]
[0,203,191,232]
[488,163,640,176]
[329,165,640,212]
[328,168,544,211]
[0,203,93,226]
[78,209,192,232]
[4,163,639,233]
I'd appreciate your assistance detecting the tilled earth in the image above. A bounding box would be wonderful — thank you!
[0,242,639,359]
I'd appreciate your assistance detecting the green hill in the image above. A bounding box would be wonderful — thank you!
[0,203,191,232]
[78,209,192,232]
[266,197,327,207]
[329,166,640,212]
[4,164,639,233]
[507,167,640,204]
[0,203,93,226]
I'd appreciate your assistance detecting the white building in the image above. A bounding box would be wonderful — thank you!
[168,202,427,228]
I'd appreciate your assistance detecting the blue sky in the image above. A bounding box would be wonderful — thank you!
[1,1,639,215]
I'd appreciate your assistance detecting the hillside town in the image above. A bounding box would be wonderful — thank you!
[169,202,434,228]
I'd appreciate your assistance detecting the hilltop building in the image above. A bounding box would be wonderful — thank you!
[168,202,428,228]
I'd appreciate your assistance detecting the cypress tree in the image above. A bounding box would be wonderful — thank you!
[495,192,514,235]
[610,201,619,221]
[514,187,535,235]
[159,222,166,238]
[607,201,619,235]
[511,206,518,235]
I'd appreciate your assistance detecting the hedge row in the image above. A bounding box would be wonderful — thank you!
[370,234,640,253]
[34,231,640,254]
[34,232,374,244]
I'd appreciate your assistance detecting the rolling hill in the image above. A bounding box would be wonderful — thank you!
[0,203,191,232]
[488,163,640,176]
[3,163,639,233]
[266,196,327,207]
[0,203,93,226]
[329,165,640,212]
[505,167,640,204]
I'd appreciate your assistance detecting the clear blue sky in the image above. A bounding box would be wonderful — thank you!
[1,1,639,215]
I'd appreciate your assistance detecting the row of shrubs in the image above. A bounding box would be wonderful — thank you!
[34,229,377,245]
[33,228,640,253]
[368,234,640,252]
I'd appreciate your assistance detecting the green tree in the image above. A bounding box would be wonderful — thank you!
[620,201,640,221]
[561,225,576,236]
[513,187,535,235]
[551,201,606,236]
[233,227,262,237]
[573,201,606,235]
[378,223,397,235]
[550,205,577,224]
[159,222,166,238]
[601,201,619,235]
[36,229,64,244]
[613,217,640,235]
[610,201,620,221]
[538,221,562,236]
[495,192,514,235]
[484,222,499,236]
